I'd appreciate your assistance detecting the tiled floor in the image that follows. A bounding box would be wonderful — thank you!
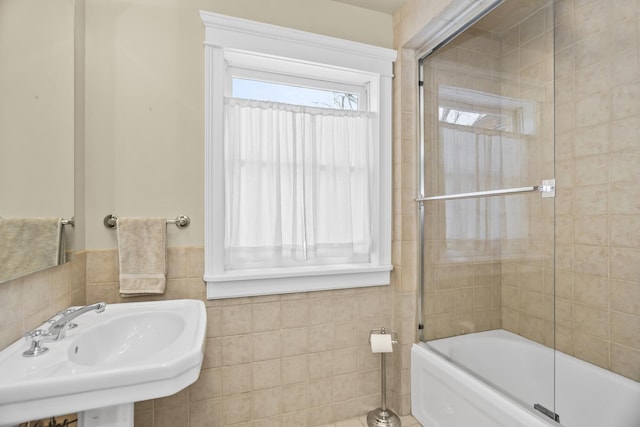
[319,414,422,427]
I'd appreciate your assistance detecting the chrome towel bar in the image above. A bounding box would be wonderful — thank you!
[103,214,191,229]
[415,179,555,202]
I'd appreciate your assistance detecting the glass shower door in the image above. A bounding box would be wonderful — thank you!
[417,0,557,420]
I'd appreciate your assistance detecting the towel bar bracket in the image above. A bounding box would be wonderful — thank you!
[103,214,190,229]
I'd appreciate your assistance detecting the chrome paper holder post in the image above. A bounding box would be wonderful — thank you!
[367,328,401,427]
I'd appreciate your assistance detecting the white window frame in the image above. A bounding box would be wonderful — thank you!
[200,11,396,299]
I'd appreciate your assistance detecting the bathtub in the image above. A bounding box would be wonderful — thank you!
[411,329,640,427]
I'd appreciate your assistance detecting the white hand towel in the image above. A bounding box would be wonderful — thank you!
[117,217,166,296]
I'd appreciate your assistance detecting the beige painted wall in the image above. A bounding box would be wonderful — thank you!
[84,0,393,250]
[0,0,75,218]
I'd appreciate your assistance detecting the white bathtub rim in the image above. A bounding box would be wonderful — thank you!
[412,341,560,427]
[414,329,640,427]
[422,336,537,411]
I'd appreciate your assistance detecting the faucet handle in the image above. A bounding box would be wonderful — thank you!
[24,329,45,340]
[23,329,51,357]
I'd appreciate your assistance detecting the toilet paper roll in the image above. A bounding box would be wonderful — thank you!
[370,333,393,353]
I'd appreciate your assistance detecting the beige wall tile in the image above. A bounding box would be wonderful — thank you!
[611,311,640,349]
[308,378,333,408]
[611,247,640,282]
[154,404,188,427]
[357,370,380,397]
[189,398,221,427]
[253,331,282,362]
[610,181,640,214]
[190,368,222,402]
[610,344,640,381]
[221,304,253,336]
[611,150,640,184]
[281,300,310,328]
[610,279,640,315]
[253,359,282,390]
[252,387,282,419]
[251,301,281,332]
[333,373,358,402]
[574,331,610,369]
[222,364,252,396]
[222,394,252,425]
[282,382,308,414]
[574,303,609,339]
[222,334,253,366]
[281,328,309,357]
[308,351,334,380]
[612,83,640,121]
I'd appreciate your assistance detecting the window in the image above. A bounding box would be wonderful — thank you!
[201,11,396,299]
[436,86,535,256]
[230,73,363,111]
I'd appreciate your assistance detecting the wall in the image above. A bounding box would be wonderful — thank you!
[497,2,556,348]
[0,0,75,218]
[402,0,640,383]
[419,26,507,342]
[0,1,402,425]
[84,0,393,251]
[411,0,555,346]
[85,249,394,426]
[0,0,86,352]
[390,0,455,415]
[0,254,86,351]
[79,1,400,426]
[552,0,640,380]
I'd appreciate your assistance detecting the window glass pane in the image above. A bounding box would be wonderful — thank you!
[232,77,358,110]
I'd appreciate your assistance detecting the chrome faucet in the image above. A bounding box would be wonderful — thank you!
[23,302,107,357]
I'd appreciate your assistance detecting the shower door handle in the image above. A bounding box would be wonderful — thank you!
[415,179,555,202]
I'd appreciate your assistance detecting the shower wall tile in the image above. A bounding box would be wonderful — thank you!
[610,344,640,381]
[573,273,609,308]
[610,279,640,315]
[551,0,640,381]
[574,331,610,369]
[610,247,640,282]
[574,123,608,157]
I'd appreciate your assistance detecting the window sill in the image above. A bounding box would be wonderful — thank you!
[205,264,393,299]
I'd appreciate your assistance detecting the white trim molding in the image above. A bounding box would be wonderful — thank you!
[200,11,396,299]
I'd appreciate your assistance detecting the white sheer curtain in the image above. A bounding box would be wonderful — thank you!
[223,97,373,269]
[441,126,527,242]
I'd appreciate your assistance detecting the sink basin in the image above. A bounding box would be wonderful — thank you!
[69,311,186,367]
[0,299,206,427]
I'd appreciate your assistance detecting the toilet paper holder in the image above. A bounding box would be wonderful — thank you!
[367,327,401,427]
[368,327,398,345]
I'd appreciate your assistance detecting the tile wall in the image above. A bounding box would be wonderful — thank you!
[3,2,637,427]
[552,0,640,380]
[395,0,640,382]
[84,248,398,426]
[418,26,507,341]
[389,46,420,415]
[0,253,86,352]
[390,0,457,414]
[497,2,556,349]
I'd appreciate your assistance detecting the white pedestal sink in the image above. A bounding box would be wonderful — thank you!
[0,299,207,427]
